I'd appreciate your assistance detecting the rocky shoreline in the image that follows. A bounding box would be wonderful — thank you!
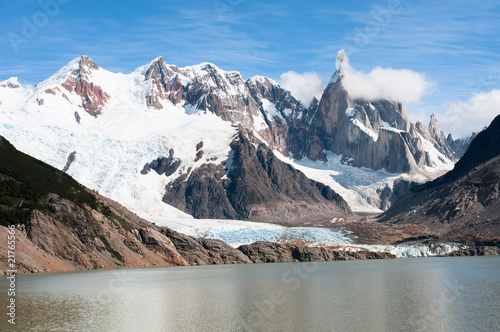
[4,214,500,275]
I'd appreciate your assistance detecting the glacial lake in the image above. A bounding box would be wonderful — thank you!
[1,256,499,331]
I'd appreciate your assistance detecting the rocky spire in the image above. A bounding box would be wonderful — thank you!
[332,50,349,82]
[73,55,99,77]
[428,114,447,144]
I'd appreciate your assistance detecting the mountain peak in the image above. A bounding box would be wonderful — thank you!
[247,75,278,86]
[76,55,99,75]
[428,114,441,136]
[38,55,109,117]
[148,56,165,67]
[336,50,346,70]
[145,56,169,80]
[332,50,349,82]
[0,77,21,89]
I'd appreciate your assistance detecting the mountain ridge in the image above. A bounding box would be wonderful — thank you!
[0,53,473,223]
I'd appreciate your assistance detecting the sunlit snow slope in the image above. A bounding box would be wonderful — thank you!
[0,57,236,221]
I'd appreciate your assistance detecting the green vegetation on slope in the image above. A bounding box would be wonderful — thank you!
[0,136,97,226]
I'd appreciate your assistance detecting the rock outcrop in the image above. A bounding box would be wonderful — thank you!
[62,151,76,173]
[60,56,110,117]
[162,128,352,223]
[141,148,181,176]
[238,241,395,262]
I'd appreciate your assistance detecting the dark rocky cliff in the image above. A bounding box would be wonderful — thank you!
[162,128,351,223]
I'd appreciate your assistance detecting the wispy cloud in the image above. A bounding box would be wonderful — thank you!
[434,90,500,138]
[280,71,324,106]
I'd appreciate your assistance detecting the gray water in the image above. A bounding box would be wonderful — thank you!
[1,256,499,332]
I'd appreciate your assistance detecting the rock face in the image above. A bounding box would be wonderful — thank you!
[446,132,476,160]
[163,128,352,223]
[163,162,237,219]
[378,115,500,240]
[141,148,180,177]
[238,241,395,262]
[60,56,110,117]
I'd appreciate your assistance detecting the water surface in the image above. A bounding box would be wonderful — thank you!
[1,256,499,331]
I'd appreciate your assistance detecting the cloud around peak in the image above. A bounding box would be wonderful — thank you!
[280,71,324,106]
[338,52,434,104]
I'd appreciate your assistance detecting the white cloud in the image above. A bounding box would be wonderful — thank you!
[280,71,324,106]
[340,59,434,104]
[435,90,500,138]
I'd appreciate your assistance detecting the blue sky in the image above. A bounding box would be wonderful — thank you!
[1,0,499,137]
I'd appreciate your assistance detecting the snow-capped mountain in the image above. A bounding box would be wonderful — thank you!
[0,53,468,225]
[289,50,462,174]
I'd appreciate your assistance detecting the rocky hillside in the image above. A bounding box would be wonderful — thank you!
[0,134,247,271]
[0,135,392,274]
[378,115,500,240]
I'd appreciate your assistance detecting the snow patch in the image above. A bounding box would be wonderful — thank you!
[418,134,454,170]
[351,118,378,142]
[380,121,404,133]
[261,99,281,119]
[345,107,357,117]
[248,75,279,86]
